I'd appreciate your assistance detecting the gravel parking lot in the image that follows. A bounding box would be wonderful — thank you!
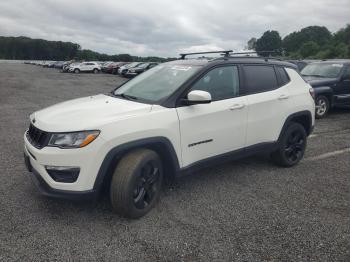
[0,63,349,261]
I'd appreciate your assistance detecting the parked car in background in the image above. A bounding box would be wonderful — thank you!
[301,59,350,118]
[118,62,144,76]
[112,62,129,74]
[62,61,75,72]
[102,62,118,74]
[287,60,309,71]
[43,61,56,68]
[53,61,65,69]
[69,62,101,74]
[101,62,114,73]
[125,62,159,78]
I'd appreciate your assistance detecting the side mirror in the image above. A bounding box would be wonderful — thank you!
[183,90,212,105]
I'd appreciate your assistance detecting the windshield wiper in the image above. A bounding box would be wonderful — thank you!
[114,93,138,100]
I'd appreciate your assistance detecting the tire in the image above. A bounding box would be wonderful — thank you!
[110,149,163,218]
[271,122,307,167]
[74,68,80,74]
[93,68,99,74]
[315,95,330,119]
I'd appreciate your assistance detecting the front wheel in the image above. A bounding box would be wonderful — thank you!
[271,122,307,167]
[110,149,163,219]
[74,68,80,74]
[315,95,330,119]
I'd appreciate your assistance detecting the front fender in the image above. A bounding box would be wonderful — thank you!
[93,137,180,192]
[313,86,333,96]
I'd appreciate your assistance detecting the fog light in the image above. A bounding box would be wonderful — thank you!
[45,166,80,183]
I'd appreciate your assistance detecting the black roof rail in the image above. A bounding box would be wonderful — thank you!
[179,50,232,59]
[219,50,283,61]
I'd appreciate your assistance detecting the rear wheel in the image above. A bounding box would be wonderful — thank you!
[271,122,307,167]
[315,95,330,119]
[93,68,99,74]
[110,149,163,218]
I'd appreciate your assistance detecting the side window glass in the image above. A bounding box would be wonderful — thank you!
[276,66,290,86]
[243,65,278,94]
[190,66,240,101]
[343,66,350,80]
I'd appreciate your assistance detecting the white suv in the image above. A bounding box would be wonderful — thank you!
[24,52,315,218]
[69,62,101,74]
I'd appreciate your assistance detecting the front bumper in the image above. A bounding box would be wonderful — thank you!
[24,153,97,200]
[24,132,109,199]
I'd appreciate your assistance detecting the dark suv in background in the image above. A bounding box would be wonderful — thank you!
[301,60,350,118]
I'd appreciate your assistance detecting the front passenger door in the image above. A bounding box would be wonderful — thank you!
[176,65,248,167]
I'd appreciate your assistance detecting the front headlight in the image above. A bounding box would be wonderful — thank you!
[48,130,100,149]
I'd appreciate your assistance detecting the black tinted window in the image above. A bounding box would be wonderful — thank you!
[190,66,240,101]
[243,65,277,94]
[276,66,290,86]
[343,66,350,79]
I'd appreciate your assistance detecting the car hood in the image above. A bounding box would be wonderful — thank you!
[303,76,338,87]
[31,94,152,132]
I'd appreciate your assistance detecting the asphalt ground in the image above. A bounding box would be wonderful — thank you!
[0,63,349,261]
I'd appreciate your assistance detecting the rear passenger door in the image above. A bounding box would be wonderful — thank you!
[243,65,291,146]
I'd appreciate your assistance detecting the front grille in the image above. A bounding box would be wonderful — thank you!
[26,124,50,149]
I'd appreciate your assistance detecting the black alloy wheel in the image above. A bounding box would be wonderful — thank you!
[284,129,306,164]
[110,149,163,218]
[132,160,160,210]
[271,122,307,167]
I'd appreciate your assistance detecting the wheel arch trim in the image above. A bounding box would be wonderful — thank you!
[93,136,180,192]
[278,110,313,140]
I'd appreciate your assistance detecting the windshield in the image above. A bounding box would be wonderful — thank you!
[113,64,201,103]
[137,63,149,69]
[125,62,141,69]
[301,63,343,78]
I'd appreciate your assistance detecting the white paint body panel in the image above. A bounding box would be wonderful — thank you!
[176,96,247,167]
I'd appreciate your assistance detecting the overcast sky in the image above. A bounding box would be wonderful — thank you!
[0,0,349,57]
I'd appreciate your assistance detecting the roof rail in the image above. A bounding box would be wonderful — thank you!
[179,50,232,59]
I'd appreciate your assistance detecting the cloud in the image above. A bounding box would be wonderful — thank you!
[0,0,349,57]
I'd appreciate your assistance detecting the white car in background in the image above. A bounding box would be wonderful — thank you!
[69,62,101,74]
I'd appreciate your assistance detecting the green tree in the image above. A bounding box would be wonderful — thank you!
[283,26,332,54]
[247,37,257,50]
[255,30,282,56]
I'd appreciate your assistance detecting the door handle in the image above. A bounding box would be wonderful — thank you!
[278,94,289,100]
[229,104,245,110]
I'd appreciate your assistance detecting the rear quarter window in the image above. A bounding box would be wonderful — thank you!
[276,66,290,87]
[243,65,278,94]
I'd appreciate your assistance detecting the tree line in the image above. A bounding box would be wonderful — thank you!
[0,36,172,62]
[248,24,350,59]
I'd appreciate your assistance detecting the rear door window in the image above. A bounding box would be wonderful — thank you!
[243,65,278,94]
